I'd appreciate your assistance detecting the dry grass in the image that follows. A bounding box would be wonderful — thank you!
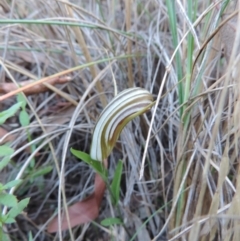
[1,0,240,240]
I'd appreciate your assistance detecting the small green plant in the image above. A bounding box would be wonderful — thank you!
[71,87,154,226]
[0,103,30,240]
[48,87,155,232]
[73,87,153,192]
[17,93,36,179]
[101,217,123,227]
[71,149,123,206]
[16,93,52,192]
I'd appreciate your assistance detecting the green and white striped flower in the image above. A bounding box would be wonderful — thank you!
[90,87,154,161]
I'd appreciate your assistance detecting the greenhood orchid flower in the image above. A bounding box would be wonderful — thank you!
[90,87,154,161]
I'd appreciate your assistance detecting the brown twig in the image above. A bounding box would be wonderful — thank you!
[0,76,71,95]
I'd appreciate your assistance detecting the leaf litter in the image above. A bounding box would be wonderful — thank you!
[1,0,240,241]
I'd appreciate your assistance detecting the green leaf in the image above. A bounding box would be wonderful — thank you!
[3,180,22,189]
[28,231,33,241]
[1,231,11,241]
[3,216,15,224]
[71,148,108,181]
[0,102,22,125]
[17,93,27,109]
[0,146,14,157]
[28,166,52,179]
[30,158,35,169]
[7,197,30,219]
[110,160,123,206]
[0,193,18,207]
[19,110,30,126]
[0,156,11,170]
[101,217,123,227]
[0,214,8,223]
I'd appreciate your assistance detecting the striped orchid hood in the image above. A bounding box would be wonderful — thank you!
[90,87,154,161]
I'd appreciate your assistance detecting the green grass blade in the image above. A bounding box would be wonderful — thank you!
[166,0,183,116]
